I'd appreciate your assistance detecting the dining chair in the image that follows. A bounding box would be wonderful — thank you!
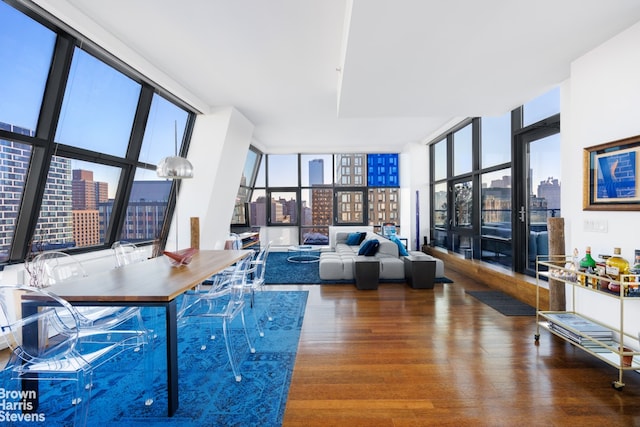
[28,251,148,334]
[244,241,272,337]
[225,233,243,250]
[177,254,255,382]
[0,285,151,426]
[112,241,162,339]
[26,250,155,405]
[112,241,145,268]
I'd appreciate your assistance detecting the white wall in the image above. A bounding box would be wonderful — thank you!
[566,20,640,263]
[402,142,429,251]
[563,19,640,345]
[167,107,254,251]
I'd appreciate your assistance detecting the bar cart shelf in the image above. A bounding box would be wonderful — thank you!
[535,255,640,390]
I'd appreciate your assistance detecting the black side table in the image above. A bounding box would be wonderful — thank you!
[404,256,435,289]
[354,257,380,290]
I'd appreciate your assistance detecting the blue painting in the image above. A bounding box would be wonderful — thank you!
[595,148,637,201]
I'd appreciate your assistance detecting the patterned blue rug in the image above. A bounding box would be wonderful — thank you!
[4,290,307,426]
[265,251,452,284]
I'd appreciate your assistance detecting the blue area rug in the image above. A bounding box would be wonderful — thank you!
[264,251,452,284]
[4,290,307,426]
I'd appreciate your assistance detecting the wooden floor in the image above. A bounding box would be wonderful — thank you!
[271,267,640,427]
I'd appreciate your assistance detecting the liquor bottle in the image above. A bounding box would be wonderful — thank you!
[632,255,640,274]
[606,248,630,292]
[579,246,596,287]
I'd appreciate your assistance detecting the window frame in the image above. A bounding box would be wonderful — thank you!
[0,2,196,263]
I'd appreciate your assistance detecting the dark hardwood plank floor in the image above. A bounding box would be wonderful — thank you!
[271,267,640,427]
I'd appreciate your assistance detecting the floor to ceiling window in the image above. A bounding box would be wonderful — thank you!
[430,87,560,275]
[0,1,195,263]
[234,151,401,246]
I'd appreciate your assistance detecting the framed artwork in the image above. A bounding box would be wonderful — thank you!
[583,135,640,210]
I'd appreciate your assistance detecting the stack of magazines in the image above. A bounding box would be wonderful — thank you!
[545,313,614,350]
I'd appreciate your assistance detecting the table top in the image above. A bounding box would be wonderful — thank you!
[48,249,252,303]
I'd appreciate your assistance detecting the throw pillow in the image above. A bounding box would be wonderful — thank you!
[358,239,380,256]
[346,232,362,246]
[357,231,367,244]
[389,235,409,256]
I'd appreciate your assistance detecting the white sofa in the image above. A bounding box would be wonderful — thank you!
[319,231,444,281]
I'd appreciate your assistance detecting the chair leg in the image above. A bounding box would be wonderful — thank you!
[240,309,256,355]
[222,318,242,382]
[258,287,274,321]
[249,290,265,337]
[142,332,155,406]
[74,371,92,427]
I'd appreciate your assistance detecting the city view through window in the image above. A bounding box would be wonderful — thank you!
[236,152,400,246]
[0,2,194,262]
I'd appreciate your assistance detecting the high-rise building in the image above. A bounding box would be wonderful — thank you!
[309,159,324,185]
[71,169,107,247]
[538,177,561,216]
[101,180,171,242]
[73,210,100,247]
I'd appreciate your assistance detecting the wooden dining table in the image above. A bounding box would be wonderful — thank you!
[46,249,252,417]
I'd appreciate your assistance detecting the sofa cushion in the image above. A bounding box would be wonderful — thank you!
[388,235,409,256]
[346,232,366,246]
[358,239,380,256]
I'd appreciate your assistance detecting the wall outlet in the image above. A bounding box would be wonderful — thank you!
[583,219,608,233]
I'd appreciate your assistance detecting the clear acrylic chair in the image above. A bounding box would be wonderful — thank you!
[225,233,243,250]
[112,241,145,268]
[244,241,272,337]
[26,250,155,405]
[112,241,161,338]
[28,251,148,334]
[178,254,255,382]
[0,285,151,426]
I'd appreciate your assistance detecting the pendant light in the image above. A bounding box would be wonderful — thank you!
[156,121,193,179]
[157,121,194,254]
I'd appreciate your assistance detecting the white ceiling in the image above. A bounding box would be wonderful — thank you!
[31,0,640,153]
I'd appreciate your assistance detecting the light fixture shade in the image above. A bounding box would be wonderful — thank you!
[156,156,194,179]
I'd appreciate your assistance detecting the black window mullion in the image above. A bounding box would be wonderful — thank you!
[9,32,75,263]
[106,85,154,244]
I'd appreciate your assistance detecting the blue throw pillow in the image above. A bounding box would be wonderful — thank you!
[346,232,363,246]
[389,235,409,256]
[358,239,380,256]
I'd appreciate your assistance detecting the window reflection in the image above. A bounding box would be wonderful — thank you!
[0,2,55,131]
[523,86,560,127]
[335,190,364,223]
[250,189,266,226]
[139,94,189,165]
[34,158,122,250]
[368,188,399,226]
[0,136,32,261]
[481,113,511,168]
[454,180,472,227]
[55,47,141,156]
[267,155,298,187]
[269,191,297,224]
[301,154,332,186]
[118,168,171,243]
[433,182,447,228]
[481,169,512,237]
[433,139,447,181]
[335,154,365,186]
[454,125,472,176]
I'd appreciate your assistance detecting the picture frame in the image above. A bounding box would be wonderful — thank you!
[583,134,640,210]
